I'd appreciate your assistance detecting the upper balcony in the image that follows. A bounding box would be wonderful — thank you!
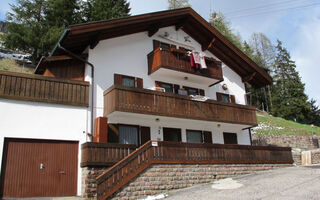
[147,48,223,86]
[104,85,257,127]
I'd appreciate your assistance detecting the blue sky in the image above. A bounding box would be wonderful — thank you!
[1,0,320,105]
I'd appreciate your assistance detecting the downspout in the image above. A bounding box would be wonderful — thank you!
[56,43,95,139]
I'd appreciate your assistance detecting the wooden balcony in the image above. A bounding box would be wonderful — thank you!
[104,85,257,126]
[0,70,89,106]
[81,143,136,167]
[147,48,223,86]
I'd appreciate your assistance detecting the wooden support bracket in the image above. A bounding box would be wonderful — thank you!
[242,72,257,83]
[202,37,216,51]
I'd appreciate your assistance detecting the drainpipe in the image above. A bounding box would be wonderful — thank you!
[56,43,95,139]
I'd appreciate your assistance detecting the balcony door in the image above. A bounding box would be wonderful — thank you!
[163,128,181,142]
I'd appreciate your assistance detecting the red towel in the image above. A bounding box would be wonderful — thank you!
[190,54,195,67]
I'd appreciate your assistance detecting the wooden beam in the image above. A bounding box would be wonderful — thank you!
[202,37,216,51]
[45,55,73,62]
[175,17,189,30]
[148,26,159,37]
[242,72,257,83]
[90,35,101,49]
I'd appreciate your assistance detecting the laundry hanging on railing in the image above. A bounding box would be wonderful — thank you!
[187,51,207,69]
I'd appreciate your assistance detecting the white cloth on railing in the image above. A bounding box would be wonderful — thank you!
[189,95,209,102]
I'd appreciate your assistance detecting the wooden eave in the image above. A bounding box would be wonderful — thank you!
[51,7,272,88]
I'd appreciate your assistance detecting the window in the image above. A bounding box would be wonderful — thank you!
[163,128,182,142]
[183,86,205,96]
[186,130,203,143]
[161,83,174,93]
[223,132,238,144]
[221,93,230,103]
[216,92,235,103]
[119,125,139,146]
[155,81,179,94]
[122,76,135,87]
[114,74,143,88]
[153,40,176,50]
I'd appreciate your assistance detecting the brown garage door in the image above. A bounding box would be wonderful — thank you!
[0,138,78,198]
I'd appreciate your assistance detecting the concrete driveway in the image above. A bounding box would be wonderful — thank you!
[165,165,320,200]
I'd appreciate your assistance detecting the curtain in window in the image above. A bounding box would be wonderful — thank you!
[119,125,138,145]
[186,130,203,143]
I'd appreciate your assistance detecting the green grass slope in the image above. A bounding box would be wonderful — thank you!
[252,111,320,136]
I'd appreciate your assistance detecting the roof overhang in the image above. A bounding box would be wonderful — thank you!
[50,7,272,88]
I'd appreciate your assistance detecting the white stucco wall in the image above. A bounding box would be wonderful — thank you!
[0,98,89,195]
[108,112,251,145]
[87,26,247,119]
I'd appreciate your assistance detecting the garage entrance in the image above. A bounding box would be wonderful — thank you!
[0,138,78,198]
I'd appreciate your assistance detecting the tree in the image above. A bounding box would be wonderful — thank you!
[210,12,243,50]
[2,0,131,64]
[305,99,320,126]
[83,0,130,22]
[168,0,190,9]
[271,40,309,122]
[3,0,49,63]
[246,33,276,112]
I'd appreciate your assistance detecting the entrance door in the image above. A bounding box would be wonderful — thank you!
[0,138,78,198]
[163,128,182,142]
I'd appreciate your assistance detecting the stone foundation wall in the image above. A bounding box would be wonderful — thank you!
[82,167,110,199]
[311,149,320,164]
[109,163,291,200]
[252,134,320,150]
[292,151,302,165]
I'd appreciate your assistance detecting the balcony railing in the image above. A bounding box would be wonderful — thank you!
[81,142,136,167]
[147,48,223,85]
[0,70,89,106]
[104,85,257,126]
[96,140,293,200]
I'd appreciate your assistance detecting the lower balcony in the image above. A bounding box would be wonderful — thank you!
[104,85,257,127]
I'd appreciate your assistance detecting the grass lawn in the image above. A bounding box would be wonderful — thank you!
[252,111,320,136]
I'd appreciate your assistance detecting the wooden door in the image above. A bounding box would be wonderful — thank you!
[0,138,78,198]
[140,126,151,145]
[223,132,238,144]
[163,128,182,142]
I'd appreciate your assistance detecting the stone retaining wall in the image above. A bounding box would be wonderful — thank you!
[252,134,320,150]
[109,163,291,200]
[311,149,320,164]
[82,167,109,199]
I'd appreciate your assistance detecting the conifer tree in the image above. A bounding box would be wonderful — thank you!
[271,40,309,122]
[168,0,190,9]
[2,0,131,64]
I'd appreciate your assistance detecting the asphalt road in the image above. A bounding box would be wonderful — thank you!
[165,165,320,200]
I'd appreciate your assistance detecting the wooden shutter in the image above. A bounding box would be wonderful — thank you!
[94,117,108,143]
[140,126,151,145]
[107,124,119,143]
[114,74,122,85]
[136,78,143,88]
[230,95,236,103]
[199,89,205,96]
[174,84,180,94]
[203,131,212,143]
[216,92,222,101]
[153,40,160,49]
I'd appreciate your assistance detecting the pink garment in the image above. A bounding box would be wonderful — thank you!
[190,54,195,67]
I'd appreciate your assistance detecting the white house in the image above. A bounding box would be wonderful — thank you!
[0,8,277,199]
